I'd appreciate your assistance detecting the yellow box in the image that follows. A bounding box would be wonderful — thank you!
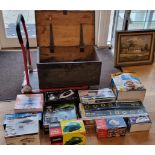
[60,119,86,145]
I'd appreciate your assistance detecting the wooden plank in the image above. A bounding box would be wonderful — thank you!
[35,11,95,48]
[35,11,95,25]
[39,46,97,62]
[36,25,94,46]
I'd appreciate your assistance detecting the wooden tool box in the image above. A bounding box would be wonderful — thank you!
[35,11,102,89]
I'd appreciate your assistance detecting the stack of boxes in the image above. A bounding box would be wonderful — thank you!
[42,90,79,133]
[3,72,152,144]
[79,72,152,139]
[111,72,151,133]
[43,90,87,145]
[4,94,44,145]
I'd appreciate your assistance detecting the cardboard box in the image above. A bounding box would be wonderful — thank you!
[95,117,127,138]
[128,115,152,132]
[4,115,40,145]
[43,103,77,132]
[78,88,116,104]
[61,119,86,145]
[3,112,42,129]
[79,101,149,125]
[111,72,146,102]
[45,90,79,104]
[14,94,44,113]
[95,119,107,138]
[49,122,63,145]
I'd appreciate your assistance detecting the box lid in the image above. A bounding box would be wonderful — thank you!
[35,11,95,47]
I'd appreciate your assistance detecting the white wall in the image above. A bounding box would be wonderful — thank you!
[95,10,111,47]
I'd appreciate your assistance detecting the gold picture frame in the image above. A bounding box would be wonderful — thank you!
[114,30,155,67]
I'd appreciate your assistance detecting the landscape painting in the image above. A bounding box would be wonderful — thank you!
[115,31,155,66]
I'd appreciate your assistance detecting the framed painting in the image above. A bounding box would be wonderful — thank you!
[114,30,155,67]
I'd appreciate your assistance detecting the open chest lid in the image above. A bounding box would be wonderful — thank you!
[35,11,95,49]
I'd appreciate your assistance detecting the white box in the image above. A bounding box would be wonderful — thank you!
[5,115,40,145]
[111,72,146,102]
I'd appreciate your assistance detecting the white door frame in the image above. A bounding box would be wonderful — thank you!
[95,10,111,47]
[0,10,36,49]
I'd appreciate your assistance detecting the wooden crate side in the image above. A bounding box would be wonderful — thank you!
[37,61,102,89]
[39,46,96,62]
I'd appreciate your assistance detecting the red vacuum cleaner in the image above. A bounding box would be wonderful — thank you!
[16,14,33,93]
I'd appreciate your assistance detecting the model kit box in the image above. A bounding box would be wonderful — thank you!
[45,90,79,104]
[95,117,127,138]
[111,72,146,102]
[3,112,42,129]
[79,88,116,104]
[43,103,77,132]
[49,122,63,145]
[95,119,107,138]
[60,119,86,145]
[79,101,148,118]
[128,115,152,132]
[4,115,40,145]
[79,101,149,126]
[14,94,44,113]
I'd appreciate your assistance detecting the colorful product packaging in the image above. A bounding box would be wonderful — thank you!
[95,117,127,138]
[60,119,86,145]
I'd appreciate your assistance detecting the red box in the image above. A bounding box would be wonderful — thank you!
[95,117,127,138]
[95,119,108,138]
[49,123,63,144]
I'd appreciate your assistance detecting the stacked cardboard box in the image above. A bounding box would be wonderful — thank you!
[128,115,152,132]
[4,93,44,145]
[111,72,151,133]
[43,90,79,132]
[95,117,127,138]
[61,119,86,145]
[3,74,151,144]
[43,103,77,132]
[49,119,86,145]
[111,72,146,102]
[49,122,63,145]
[79,88,116,104]
[14,94,44,113]
[4,114,40,145]
[43,90,79,133]
[78,72,152,139]
[79,100,148,126]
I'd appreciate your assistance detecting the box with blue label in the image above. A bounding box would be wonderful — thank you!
[128,115,152,132]
[111,72,146,101]
[95,117,127,138]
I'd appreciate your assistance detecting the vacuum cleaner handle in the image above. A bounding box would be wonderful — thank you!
[16,14,30,49]
[16,14,32,88]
